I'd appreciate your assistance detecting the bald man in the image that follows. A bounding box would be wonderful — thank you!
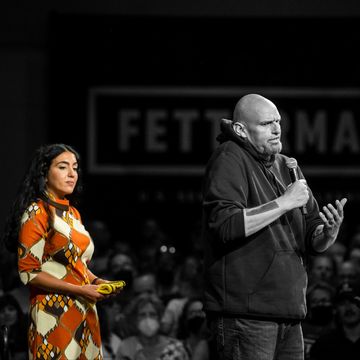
[201,94,347,360]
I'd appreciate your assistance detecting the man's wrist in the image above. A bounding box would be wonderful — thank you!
[312,224,337,252]
[311,225,325,251]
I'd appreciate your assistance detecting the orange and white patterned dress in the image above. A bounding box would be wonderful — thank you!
[18,196,103,359]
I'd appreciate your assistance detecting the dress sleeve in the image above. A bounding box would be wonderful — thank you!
[18,202,49,285]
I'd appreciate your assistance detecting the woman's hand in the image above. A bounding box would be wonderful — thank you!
[78,284,105,303]
[96,280,126,298]
[87,274,125,300]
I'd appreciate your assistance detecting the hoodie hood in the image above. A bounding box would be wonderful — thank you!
[216,118,275,168]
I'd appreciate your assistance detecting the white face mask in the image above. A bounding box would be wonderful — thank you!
[137,317,160,338]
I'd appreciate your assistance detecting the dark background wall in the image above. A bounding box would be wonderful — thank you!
[1,1,360,247]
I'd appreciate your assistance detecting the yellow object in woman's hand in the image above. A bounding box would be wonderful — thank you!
[96,280,126,294]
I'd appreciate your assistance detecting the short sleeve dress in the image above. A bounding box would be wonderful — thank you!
[18,195,103,359]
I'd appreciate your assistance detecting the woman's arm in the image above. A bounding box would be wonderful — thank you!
[29,271,105,303]
[18,203,104,303]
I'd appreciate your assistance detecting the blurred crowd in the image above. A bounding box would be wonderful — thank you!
[0,216,360,359]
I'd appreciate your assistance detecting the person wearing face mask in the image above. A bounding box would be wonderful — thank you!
[177,298,210,360]
[116,293,189,360]
[302,281,336,359]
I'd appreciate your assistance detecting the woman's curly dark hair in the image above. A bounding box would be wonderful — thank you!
[1,143,82,253]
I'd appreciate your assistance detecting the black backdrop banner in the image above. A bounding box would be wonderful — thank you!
[87,86,360,175]
[48,15,360,245]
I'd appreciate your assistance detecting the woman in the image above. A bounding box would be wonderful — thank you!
[2,143,118,359]
[176,297,210,360]
[116,293,189,360]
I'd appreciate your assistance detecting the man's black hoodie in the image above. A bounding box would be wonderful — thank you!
[202,119,323,320]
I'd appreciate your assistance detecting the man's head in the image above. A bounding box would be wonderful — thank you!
[107,252,137,286]
[133,272,158,297]
[310,254,336,284]
[338,260,360,287]
[232,94,282,156]
[306,281,335,325]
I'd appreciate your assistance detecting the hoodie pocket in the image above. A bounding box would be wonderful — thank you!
[248,250,307,318]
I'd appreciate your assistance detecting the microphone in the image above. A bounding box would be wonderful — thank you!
[286,157,307,215]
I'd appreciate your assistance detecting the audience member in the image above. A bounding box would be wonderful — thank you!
[177,297,210,360]
[337,259,360,288]
[133,272,158,297]
[161,295,188,338]
[116,293,189,360]
[155,247,180,305]
[97,300,122,359]
[105,251,138,288]
[175,254,203,285]
[104,250,139,336]
[0,294,27,360]
[161,255,204,338]
[309,283,360,360]
[308,253,337,287]
[110,297,133,341]
[302,281,336,359]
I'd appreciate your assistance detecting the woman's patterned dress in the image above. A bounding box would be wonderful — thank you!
[18,196,102,359]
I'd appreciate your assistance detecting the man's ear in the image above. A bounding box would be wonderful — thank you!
[232,122,247,138]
